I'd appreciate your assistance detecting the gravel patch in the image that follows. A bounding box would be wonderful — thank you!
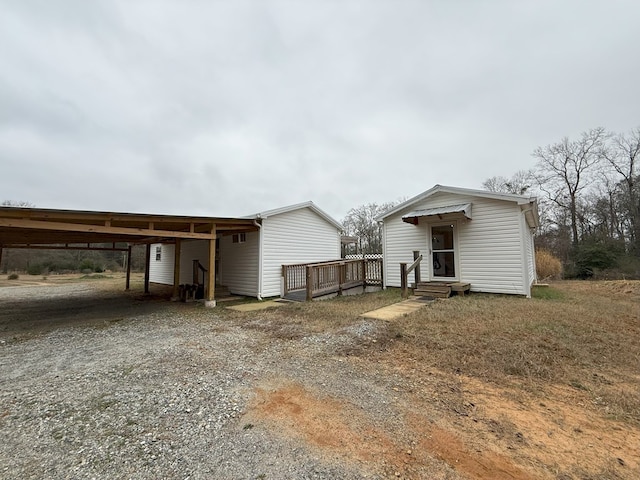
[0,283,423,479]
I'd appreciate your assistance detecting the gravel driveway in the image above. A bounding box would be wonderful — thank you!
[0,283,450,480]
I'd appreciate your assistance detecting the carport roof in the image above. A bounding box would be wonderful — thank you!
[0,206,259,247]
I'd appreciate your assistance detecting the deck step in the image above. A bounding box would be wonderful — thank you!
[415,281,471,298]
[414,287,451,298]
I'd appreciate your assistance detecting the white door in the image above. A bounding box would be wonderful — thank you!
[430,224,457,279]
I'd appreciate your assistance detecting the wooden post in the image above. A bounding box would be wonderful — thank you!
[172,239,181,300]
[305,265,313,301]
[125,245,132,290]
[204,227,216,307]
[282,265,288,297]
[0,246,3,273]
[144,243,151,294]
[362,258,367,288]
[338,263,344,296]
[413,250,421,285]
[400,262,408,298]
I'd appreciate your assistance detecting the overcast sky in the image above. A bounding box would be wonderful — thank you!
[1,1,638,220]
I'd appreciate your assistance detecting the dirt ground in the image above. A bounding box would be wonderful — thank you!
[1,274,638,479]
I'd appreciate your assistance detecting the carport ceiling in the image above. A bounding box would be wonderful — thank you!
[0,206,259,247]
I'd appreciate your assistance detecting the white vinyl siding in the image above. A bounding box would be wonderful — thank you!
[219,231,259,296]
[148,243,174,285]
[383,218,427,288]
[261,207,341,297]
[148,241,211,285]
[179,240,210,285]
[457,196,525,295]
[383,192,529,295]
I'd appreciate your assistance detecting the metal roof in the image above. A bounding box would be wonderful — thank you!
[402,203,472,224]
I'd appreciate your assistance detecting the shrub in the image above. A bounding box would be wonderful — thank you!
[8,273,19,280]
[572,241,619,279]
[26,264,45,275]
[536,249,562,280]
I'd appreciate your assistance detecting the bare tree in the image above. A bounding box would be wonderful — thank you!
[342,202,397,254]
[2,200,34,207]
[482,170,532,195]
[601,127,640,252]
[532,128,606,245]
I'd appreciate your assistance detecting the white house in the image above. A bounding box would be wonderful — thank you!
[376,185,540,297]
[148,202,342,299]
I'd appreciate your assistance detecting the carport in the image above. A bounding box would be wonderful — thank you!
[0,206,259,306]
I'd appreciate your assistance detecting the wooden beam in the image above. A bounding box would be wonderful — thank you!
[172,239,181,299]
[0,218,217,240]
[0,244,129,251]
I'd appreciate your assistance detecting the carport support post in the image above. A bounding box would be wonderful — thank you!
[172,239,181,300]
[204,226,216,307]
[125,245,132,290]
[144,243,151,295]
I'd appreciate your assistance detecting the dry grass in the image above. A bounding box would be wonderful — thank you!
[388,282,640,424]
[536,248,563,280]
[222,281,640,426]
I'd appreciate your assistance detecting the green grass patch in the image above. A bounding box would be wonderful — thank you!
[531,285,564,300]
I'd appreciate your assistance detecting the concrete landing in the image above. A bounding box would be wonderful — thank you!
[360,296,434,321]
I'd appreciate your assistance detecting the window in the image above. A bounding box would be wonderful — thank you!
[155,246,162,261]
[232,233,247,244]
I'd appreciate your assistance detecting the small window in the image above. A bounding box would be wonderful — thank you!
[155,246,162,261]
[232,233,247,244]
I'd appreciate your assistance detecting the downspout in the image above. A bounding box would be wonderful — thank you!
[254,217,263,300]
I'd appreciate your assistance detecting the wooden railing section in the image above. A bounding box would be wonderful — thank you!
[400,250,422,298]
[282,257,383,301]
[193,259,208,285]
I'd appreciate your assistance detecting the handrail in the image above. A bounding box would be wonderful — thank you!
[400,251,422,298]
[406,255,422,275]
[193,259,208,285]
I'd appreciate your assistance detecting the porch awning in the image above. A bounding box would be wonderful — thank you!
[402,203,472,224]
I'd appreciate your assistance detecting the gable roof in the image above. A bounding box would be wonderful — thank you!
[246,201,343,230]
[376,184,539,226]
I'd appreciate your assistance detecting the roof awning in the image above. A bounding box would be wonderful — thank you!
[402,203,472,225]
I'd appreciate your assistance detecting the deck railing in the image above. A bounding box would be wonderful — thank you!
[282,257,383,301]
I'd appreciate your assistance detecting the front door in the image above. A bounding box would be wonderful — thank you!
[430,224,456,279]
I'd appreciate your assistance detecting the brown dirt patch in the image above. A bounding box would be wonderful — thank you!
[245,381,538,479]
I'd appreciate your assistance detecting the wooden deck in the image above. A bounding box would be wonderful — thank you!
[282,258,383,301]
[413,281,471,298]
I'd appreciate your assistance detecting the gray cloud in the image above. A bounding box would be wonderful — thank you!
[1,0,639,220]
